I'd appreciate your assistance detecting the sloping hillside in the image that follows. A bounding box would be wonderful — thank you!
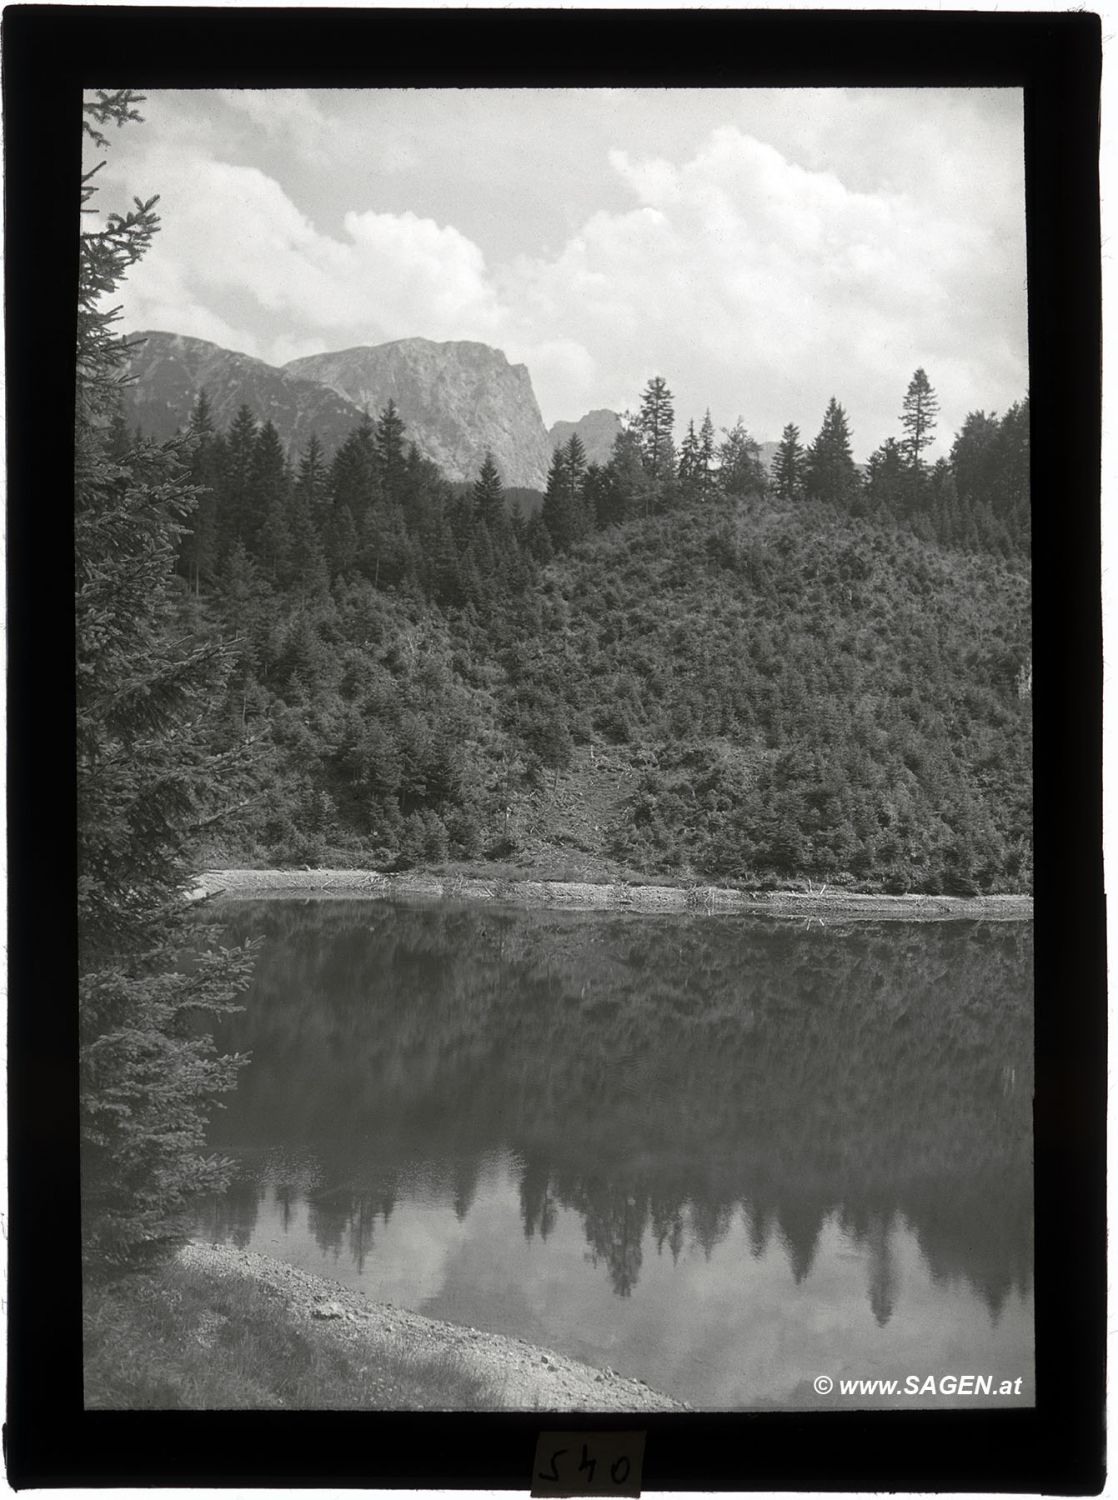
[492,497,1031,892]
[195,487,1030,896]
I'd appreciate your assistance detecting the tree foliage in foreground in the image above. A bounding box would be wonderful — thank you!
[78,92,253,1271]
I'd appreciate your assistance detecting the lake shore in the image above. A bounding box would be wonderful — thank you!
[191,867,1033,921]
[178,1242,689,1412]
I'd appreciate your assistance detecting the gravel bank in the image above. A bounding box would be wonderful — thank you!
[190,868,1032,921]
[179,1243,689,1412]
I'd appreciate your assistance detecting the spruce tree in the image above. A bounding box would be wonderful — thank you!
[541,437,587,550]
[864,437,907,516]
[373,399,408,501]
[636,376,676,481]
[541,448,573,551]
[602,425,651,524]
[295,432,328,523]
[219,404,259,554]
[251,419,292,574]
[472,450,506,531]
[772,422,805,501]
[564,432,588,522]
[900,368,940,469]
[804,397,860,507]
[330,412,377,525]
[77,92,252,1270]
[582,462,609,531]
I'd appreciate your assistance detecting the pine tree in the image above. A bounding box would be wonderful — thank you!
[601,425,650,525]
[77,92,252,1269]
[219,404,259,553]
[582,462,609,531]
[251,419,292,574]
[472,450,506,532]
[950,410,999,505]
[541,448,573,551]
[771,422,805,501]
[295,432,328,523]
[948,405,1031,553]
[804,397,861,507]
[330,412,377,525]
[863,437,908,516]
[636,376,676,481]
[373,399,408,502]
[541,437,587,551]
[563,432,588,526]
[900,368,940,470]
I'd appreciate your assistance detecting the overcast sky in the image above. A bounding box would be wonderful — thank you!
[96,87,1027,460]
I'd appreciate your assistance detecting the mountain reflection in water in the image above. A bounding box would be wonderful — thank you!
[192,900,1033,1409]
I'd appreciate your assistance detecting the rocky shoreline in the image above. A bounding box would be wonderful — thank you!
[179,1243,689,1412]
[191,867,1032,921]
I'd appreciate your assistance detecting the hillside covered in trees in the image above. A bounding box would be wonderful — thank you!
[124,362,1031,897]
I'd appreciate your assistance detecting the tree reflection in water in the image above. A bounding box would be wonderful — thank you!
[193,901,1033,1326]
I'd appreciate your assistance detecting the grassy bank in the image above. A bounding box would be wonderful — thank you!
[83,1259,499,1410]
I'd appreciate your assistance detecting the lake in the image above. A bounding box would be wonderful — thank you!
[191,898,1034,1410]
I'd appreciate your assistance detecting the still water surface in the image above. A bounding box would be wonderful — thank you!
[193,899,1034,1409]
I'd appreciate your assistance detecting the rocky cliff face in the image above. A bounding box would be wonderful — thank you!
[548,409,622,467]
[121,331,553,488]
[120,332,368,457]
[286,339,552,489]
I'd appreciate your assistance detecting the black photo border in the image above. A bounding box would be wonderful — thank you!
[4,6,1104,1492]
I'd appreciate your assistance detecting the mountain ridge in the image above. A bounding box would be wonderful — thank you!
[121,331,369,459]
[121,330,552,488]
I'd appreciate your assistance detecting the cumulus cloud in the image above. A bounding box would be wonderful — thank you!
[113,110,1026,455]
[500,125,1025,450]
[117,147,510,356]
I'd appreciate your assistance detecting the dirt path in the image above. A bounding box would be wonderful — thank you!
[179,1243,689,1412]
[190,868,1032,921]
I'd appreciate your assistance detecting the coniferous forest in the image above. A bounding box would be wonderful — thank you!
[137,358,1031,898]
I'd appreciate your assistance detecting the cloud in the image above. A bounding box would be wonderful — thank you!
[117,148,509,356]
[499,124,1026,450]
[113,110,1026,454]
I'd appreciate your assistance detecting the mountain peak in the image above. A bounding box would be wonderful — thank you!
[285,340,550,487]
[121,331,552,487]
